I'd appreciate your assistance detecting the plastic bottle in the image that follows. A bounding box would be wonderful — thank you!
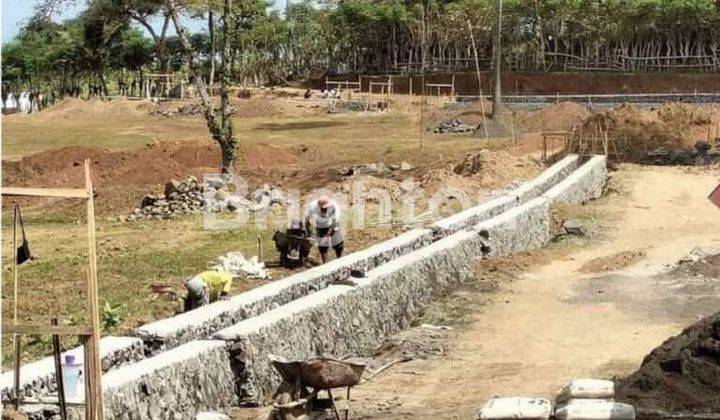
[61,354,83,399]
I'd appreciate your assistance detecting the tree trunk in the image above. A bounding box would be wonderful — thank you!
[166,0,236,172]
[492,0,502,118]
[219,0,236,172]
[209,9,216,89]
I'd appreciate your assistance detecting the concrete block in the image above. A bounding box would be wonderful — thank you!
[103,340,237,420]
[543,156,607,205]
[0,336,144,401]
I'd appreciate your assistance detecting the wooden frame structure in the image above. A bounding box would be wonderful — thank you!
[423,75,456,97]
[541,130,572,161]
[368,76,393,95]
[2,159,104,420]
[325,76,361,92]
[144,73,185,99]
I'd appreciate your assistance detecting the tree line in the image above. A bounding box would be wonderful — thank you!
[4,0,720,96]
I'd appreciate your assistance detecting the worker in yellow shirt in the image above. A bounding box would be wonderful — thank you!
[183,270,233,312]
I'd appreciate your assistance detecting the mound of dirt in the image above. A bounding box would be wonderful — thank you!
[29,98,147,121]
[514,102,590,132]
[1,139,309,192]
[577,103,720,161]
[437,149,541,189]
[582,103,684,153]
[656,103,712,126]
[615,311,720,414]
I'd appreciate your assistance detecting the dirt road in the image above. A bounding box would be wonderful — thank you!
[352,165,720,419]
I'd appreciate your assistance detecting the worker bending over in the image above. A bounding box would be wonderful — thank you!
[304,196,344,263]
[183,270,233,311]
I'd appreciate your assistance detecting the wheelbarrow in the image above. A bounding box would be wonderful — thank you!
[269,354,366,420]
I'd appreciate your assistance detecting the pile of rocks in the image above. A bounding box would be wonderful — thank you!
[128,176,287,221]
[434,119,475,134]
[129,177,204,220]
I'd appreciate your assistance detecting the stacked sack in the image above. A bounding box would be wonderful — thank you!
[477,379,635,420]
[554,379,634,420]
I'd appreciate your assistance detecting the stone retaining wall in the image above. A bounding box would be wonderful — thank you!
[542,155,607,204]
[136,155,581,355]
[0,336,144,401]
[477,197,551,257]
[507,155,579,203]
[136,228,433,354]
[213,195,553,402]
[431,155,579,236]
[102,340,237,419]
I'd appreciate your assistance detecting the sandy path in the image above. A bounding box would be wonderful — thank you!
[352,165,720,419]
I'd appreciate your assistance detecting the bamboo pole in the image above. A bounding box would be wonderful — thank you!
[467,19,488,139]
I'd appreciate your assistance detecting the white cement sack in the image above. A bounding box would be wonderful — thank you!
[479,397,552,420]
[554,400,634,420]
[556,379,614,403]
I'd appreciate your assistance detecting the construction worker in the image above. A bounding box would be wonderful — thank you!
[304,196,344,263]
[183,270,233,312]
[273,218,312,268]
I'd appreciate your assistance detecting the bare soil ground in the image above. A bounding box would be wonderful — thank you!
[346,164,720,419]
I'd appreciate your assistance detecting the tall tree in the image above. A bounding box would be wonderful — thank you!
[166,0,238,172]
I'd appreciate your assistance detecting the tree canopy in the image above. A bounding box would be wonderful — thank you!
[4,0,720,91]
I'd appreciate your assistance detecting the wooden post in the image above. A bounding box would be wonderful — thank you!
[409,77,413,96]
[13,205,21,410]
[51,318,68,420]
[83,160,104,420]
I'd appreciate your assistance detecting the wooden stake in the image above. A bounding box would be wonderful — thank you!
[467,19,488,139]
[51,318,68,420]
[13,205,21,410]
[83,160,104,420]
